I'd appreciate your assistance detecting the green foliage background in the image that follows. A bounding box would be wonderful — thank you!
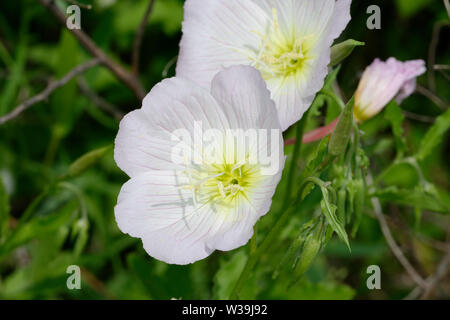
[0,0,448,299]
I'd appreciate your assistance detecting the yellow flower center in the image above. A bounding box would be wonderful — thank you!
[181,157,262,211]
[250,9,314,80]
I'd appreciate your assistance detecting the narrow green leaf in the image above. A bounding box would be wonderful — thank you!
[292,226,322,282]
[337,188,347,226]
[351,179,365,237]
[330,39,365,67]
[72,218,90,257]
[273,234,304,280]
[373,185,449,214]
[321,199,350,250]
[298,139,329,199]
[416,109,450,161]
[64,145,112,179]
[329,97,354,156]
[0,12,30,115]
[0,201,76,257]
[273,220,315,279]
[0,176,10,239]
[384,101,406,158]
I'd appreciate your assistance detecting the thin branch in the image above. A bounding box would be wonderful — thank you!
[428,21,449,91]
[416,233,450,252]
[132,0,156,75]
[419,225,450,299]
[405,248,450,300]
[37,0,146,100]
[420,251,450,299]
[0,59,100,126]
[434,65,450,81]
[434,64,450,71]
[80,267,116,299]
[402,111,435,123]
[416,84,449,111]
[367,174,428,289]
[77,77,124,120]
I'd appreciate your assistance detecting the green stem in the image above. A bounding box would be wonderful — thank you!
[250,225,257,256]
[229,109,311,299]
[16,185,53,225]
[229,193,306,299]
[319,89,346,110]
[281,108,311,210]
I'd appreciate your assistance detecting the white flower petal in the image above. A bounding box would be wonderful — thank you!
[327,0,352,42]
[211,66,285,175]
[260,0,350,130]
[114,77,229,177]
[210,66,280,131]
[177,0,268,89]
[256,0,343,39]
[177,0,352,131]
[207,201,257,251]
[115,169,281,264]
[115,170,217,264]
[115,68,285,265]
[211,162,284,251]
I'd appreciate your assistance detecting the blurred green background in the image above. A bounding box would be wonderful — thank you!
[0,0,448,299]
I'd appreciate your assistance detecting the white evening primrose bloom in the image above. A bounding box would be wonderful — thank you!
[176,0,352,131]
[114,66,285,265]
[354,58,426,122]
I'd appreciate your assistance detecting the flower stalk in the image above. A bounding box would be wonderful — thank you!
[230,107,311,299]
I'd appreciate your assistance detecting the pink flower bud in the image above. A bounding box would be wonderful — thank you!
[354,58,426,122]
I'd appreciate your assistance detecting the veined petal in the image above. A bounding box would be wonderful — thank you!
[115,169,282,264]
[211,66,280,131]
[177,0,352,131]
[115,170,216,265]
[114,109,182,177]
[206,200,258,251]
[177,0,268,89]
[211,66,285,176]
[114,68,285,264]
[256,0,341,40]
[327,0,352,43]
[114,77,230,177]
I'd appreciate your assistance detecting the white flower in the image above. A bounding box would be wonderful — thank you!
[354,58,426,122]
[114,66,285,265]
[176,0,352,131]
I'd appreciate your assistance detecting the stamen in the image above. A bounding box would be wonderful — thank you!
[271,8,279,31]
[249,8,313,79]
[217,181,226,198]
[178,148,257,207]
